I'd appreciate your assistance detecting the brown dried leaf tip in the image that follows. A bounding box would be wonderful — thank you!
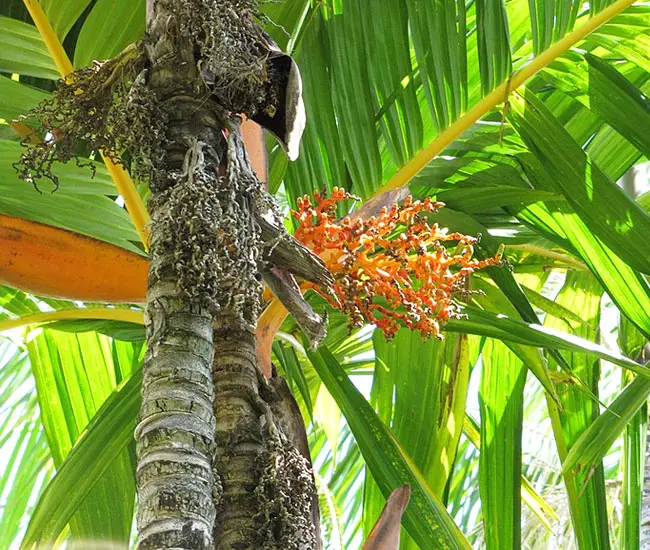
[293,188,503,339]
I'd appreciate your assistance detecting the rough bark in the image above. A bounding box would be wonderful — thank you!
[136,2,319,549]
[210,134,318,550]
[136,286,217,550]
[135,5,223,548]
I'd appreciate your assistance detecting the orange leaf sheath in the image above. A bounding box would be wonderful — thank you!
[0,215,147,303]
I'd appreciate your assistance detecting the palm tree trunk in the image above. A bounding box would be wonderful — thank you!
[136,261,217,550]
[210,133,318,550]
[136,1,318,548]
[135,5,221,547]
[212,318,269,548]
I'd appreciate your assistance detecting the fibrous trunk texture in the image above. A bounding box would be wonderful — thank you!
[212,320,261,547]
[136,279,216,550]
[135,6,221,549]
[136,1,318,549]
[213,318,318,550]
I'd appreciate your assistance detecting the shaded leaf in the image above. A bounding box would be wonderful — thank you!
[22,365,140,547]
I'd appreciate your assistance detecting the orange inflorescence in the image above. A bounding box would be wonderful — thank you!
[293,188,502,340]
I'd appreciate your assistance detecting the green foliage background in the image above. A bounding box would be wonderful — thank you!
[2,0,650,548]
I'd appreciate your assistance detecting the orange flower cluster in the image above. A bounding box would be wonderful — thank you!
[293,188,502,339]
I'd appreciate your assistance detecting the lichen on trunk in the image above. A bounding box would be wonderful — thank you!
[135,4,225,548]
[138,1,319,549]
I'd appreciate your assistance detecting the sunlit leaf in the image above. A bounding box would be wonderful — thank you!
[309,346,471,549]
